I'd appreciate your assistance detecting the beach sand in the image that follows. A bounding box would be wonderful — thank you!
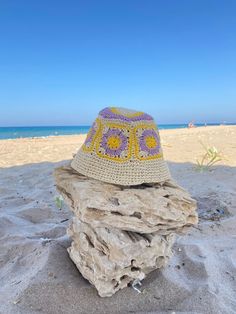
[0,125,236,314]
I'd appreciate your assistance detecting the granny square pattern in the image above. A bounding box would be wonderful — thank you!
[71,107,171,185]
[96,123,131,161]
[134,124,161,160]
[83,119,99,152]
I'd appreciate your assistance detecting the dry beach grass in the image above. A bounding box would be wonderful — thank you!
[0,125,236,313]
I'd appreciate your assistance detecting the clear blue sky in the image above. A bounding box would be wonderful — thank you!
[0,0,235,126]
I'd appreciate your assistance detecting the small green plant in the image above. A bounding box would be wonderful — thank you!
[196,143,223,172]
[55,195,63,209]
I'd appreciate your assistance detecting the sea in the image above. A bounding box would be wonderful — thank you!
[0,123,235,140]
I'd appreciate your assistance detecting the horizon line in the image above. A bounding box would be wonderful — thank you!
[1,122,236,128]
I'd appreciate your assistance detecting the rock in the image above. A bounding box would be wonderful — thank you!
[54,165,198,235]
[67,218,175,297]
[54,165,198,297]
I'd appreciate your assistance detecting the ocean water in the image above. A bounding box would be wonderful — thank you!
[0,123,234,140]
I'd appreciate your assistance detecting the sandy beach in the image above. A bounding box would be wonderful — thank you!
[0,125,236,314]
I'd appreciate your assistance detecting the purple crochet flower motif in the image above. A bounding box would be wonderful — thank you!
[99,107,153,122]
[139,129,160,156]
[84,122,96,147]
[101,128,128,157]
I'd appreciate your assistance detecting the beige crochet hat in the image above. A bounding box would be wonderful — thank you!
[71,107,171,185]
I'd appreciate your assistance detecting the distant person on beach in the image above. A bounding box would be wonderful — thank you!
[188,121,195,128]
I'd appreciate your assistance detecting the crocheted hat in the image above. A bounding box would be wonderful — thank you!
[71,107,171,185]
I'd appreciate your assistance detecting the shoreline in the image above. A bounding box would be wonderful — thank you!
[0,124,234,142]
[0,125,235,168]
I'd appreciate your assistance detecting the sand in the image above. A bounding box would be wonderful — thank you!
[0,125,236,314]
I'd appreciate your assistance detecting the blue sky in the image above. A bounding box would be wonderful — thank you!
[0,0,235,126]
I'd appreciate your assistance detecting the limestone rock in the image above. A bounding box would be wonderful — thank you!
[54,165,198,297]
[55,165,198,235]
[67,218,175,297]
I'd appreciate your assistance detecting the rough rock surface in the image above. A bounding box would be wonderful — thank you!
[54,165,198,297]
[67,218,175,297]
[55,165,198,235]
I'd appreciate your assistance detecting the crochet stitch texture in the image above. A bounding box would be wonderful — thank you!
[71,107,171,185]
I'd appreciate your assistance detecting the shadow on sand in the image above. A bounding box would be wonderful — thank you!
[0,160,236,313]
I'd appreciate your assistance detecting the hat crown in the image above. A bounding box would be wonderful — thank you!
[71,106,170,185]
[99,107,153,122]
[83,107,161,161]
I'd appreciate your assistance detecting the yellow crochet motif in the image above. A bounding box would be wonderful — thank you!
[96,122,132,162]
[107,136,122,150]
[145,136,157,149]
[82,118,101,152]
[82,119,163,162]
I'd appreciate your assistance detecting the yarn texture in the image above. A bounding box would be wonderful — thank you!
[71,107,171,185]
